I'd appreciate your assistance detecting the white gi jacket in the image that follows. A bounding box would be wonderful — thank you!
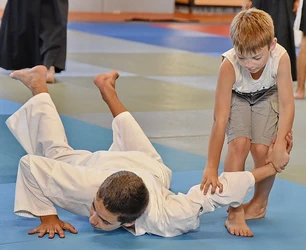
[6,93,255,237]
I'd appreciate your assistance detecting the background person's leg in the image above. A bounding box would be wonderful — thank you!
[40,0,68,76]
[296,35,306,99]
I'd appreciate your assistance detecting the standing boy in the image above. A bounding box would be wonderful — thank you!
[200,8,295,237]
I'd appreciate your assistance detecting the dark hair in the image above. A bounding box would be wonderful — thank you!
[97,171,149,224]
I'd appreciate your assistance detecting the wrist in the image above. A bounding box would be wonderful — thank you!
[205,166,218,172]
[40,214,58,223]
[268,162,278,174]
[274,140,287,150]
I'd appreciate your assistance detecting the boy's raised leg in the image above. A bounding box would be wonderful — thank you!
[250,163,277,183]
[10,66,48,96]
[94,70,127,118]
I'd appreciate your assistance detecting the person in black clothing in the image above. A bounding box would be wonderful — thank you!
[0,0,68,83]
[295,0,306,99]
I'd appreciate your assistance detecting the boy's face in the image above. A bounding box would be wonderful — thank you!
[235,39,277,74]
[236,46,270,74]
[89,197,122,231]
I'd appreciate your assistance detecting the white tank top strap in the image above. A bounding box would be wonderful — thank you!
[222,44,286,94]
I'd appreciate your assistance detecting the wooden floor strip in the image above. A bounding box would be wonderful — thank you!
[0,9,235,23]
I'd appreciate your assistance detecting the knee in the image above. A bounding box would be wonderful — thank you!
[228,137,250,158]
[250,144,268,160]
[19,155,31,171]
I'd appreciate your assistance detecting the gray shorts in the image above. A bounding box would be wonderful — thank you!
[226,87,279,146]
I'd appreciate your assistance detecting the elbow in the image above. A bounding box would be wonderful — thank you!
[212,116,229,129]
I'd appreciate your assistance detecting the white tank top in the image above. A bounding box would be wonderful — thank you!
[222,44,286,93]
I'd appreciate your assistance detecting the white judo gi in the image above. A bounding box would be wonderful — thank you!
[6,93,255,237]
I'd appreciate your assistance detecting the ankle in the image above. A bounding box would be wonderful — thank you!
[46,66,55,83]
[248,200,268,210]
[296,87,305,92]
[32,86,48,96]
[48,66,55,73]
[228,206,243,215]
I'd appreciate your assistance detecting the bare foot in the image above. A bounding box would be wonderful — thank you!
[225,206,254,237]
[93,70,119,102]
[10,66,48,95]
[46,66,55,83]
[294,90,305,99]
[243,202,266,220]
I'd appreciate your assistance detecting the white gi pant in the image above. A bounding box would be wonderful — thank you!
[6,93,255,237]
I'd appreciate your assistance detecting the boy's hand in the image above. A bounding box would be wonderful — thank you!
[269,149,290,173]
[293,0,300,13]
[284,132,293,154]
[28,215,78,239]
[266,132,293,172]
[242,0,252,9]
[200,168,223,195]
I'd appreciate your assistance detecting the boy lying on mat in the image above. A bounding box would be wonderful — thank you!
[7,66,292,239]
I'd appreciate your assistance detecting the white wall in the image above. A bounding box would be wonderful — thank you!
[0,0,7,8]
[68,0,105,12]
[103,0,175,13]
[0,0,175,13]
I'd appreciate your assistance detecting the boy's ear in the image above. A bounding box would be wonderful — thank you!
[270,37,277,51]
[123,221,135,227]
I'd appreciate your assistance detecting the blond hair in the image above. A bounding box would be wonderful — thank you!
[230,8,274,55]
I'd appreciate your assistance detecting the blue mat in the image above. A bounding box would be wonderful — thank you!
[1,173,305,250]
[0,111,305,250]
[68,22,232,54]
[0,99,22,115]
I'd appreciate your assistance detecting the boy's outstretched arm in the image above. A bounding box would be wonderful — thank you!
[269,53,295,171]
[200,59,235,195]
